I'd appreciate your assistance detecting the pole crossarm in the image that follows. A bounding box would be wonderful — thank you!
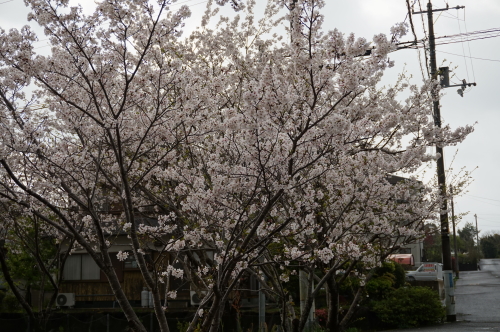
[413,5,465,15]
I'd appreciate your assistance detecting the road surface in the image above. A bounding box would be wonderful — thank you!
[387,258,500,331]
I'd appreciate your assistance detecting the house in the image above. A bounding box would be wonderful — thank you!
[386,175,425,267]
[58,219,259,308]
[57,215,190,308]
[398,241,424,266]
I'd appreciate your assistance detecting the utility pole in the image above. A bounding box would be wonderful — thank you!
[413,1,466,322]
[475,214,479,246]
[450,186,459,278]
[299,269,315,330]
[259,277,266,332]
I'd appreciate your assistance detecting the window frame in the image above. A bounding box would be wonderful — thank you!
[63,254,101,281]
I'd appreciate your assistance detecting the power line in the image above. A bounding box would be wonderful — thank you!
[476,217,500,225]
[437,50,500,63]
[454,7,470,82]
[0,0,15,4]
[399,28,500,45]
[464,196,500,208]
[417,0,430,77]
[463,8,476,82]
[464,194,500,203]
[34,45,50,50]
[435,30,500,45]
[441,12,465,21]
[171,0,208,7]
[397,29,500,51]
[436,28,500,40]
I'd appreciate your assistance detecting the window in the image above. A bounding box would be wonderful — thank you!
[63,254,100,280]
[124,254,138,269]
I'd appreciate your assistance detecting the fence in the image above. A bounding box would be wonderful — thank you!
[459,262,478,271]
[0,311,282,332]
[0,313,156,332]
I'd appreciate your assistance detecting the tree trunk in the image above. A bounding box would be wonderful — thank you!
[208,301,225,332]
[326,278,340,332]
[100,252,147,332]
[292,318,300,332]
[194,286,220,332]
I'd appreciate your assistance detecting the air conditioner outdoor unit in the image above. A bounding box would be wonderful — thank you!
[56,293,75,307]
[190,290,207,306]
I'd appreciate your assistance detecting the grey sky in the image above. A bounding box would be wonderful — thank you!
[1,0,499,235]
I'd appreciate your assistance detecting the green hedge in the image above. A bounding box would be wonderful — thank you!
[371,286,445,329]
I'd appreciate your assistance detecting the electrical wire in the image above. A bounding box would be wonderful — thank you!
[404,0,418,49]
[436,28,500,40]
[0,0,14,4]
[437,50,500,63]
[440,11,465,21]
[464,196,500,208]
[463,8,476,83]
[435,28,500,45]
[417,0,430,78]
[397,28,500,50]
[476,217,500,225]
[170,0,208,7]
[434,10,444,24]
[464,194,500,203]
[455,7,470,82]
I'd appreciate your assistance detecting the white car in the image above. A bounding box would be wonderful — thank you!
[406,262,443,281]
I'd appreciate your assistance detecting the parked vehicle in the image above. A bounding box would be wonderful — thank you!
[406,262,443,281]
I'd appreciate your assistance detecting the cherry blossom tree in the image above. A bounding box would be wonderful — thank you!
[170,1,471,330]
[0,0,472,331]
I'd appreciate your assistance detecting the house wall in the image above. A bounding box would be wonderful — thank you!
[60,270,145,302]
[59,250,258,308]
[401,240,423,266]
[59,251,192,306]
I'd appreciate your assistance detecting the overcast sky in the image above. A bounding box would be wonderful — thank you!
[1,0,500,235]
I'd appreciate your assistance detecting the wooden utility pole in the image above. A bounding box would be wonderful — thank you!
[475,214,479,246]
[259,277,266,332]
[413,1,465,322]
[299,269,315,330]
[450,186,459,278]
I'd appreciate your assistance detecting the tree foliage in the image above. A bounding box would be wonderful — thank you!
[0,206,73,331]
[480,232,500,259]
[458,222,478,248]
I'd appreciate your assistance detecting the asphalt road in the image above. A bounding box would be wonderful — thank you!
[386,258,500,332]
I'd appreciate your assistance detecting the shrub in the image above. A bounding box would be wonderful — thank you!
[365,261,406,301]
[371,286,445,328]
[365,274,394,300]
[393,262,406,288]
[315,308,328,327]
[2,293,21,311]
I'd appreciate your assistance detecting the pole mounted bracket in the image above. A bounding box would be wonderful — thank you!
[439,67,477,97]
[413,4,465,15]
